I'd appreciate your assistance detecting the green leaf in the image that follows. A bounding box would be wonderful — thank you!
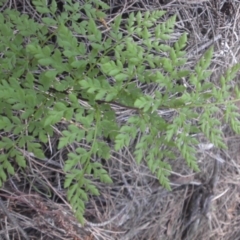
[44,111,63,126]
[105,93,116,102]
[67,183,78,200]
[101,62,112,74]
[0,117,12,130]
[0,167,7,182]
[86,184,100,195]
[5,162,14,175]
[36,7,50,14]
[50,0,57,13]
[38,58,52,66]
[45,70,58,78]
[101,174,113,184]
[16,154,26,168]
[42,17,57,25]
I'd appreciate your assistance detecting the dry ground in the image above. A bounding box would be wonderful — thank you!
[1,0,240,239]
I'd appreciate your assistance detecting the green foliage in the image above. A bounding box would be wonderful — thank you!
[0,0,240,223]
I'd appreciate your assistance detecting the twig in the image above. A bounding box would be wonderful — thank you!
[85,204,128,227]
[208,158,221,190]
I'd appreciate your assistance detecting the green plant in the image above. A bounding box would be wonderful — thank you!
[0,0,240,223]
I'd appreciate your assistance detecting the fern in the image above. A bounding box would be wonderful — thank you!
[0,0,240,223]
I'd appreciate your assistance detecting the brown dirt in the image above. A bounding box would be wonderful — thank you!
[1,0,240,239]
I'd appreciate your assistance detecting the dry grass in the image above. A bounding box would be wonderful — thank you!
[1,0,240,239]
